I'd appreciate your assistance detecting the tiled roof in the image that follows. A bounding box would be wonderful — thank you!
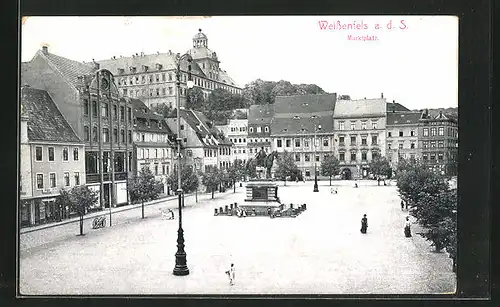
[333,98,386,118]
[273,94,336,116]
[386,102,411,112]
[218,69,240,88]
[41,51,96,88]
[97,52,206,78]
[248,104,274,125]
[271,116,334,136]
[130,98,174,136]
[21,86,81,143]
[386,112,421,125]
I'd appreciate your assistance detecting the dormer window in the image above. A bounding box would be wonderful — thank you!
[158,122,162,129]
[142,65,149,72]
[155,63,162,70]
[146,120,150,128]
[129,66,136,73]
[143,108,147,114]
[117,68,125,75]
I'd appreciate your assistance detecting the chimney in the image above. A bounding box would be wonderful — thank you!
[381,92,384,98]
[42,45,48,54]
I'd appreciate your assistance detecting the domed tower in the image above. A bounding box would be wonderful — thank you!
[187,29,220,81]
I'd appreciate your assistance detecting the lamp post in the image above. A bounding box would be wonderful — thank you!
[311,116,321,192]
[173,53,194,276]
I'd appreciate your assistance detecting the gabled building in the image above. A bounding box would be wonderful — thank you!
[20,86,85,227]
[22,46,134,208]
[97,29,241,109]
[216,119,249,165]
[247,104,274,159]
[165,109,233,173]
[270,94,337,179]
[418,109,458,175]
[386,111,421,167]
[333,98,387,179]
[131,98,175,194]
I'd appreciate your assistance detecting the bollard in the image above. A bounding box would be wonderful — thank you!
[230,203,234,210]
[220,207,223,214]
[214,208,218,215]
[224,205,228,213]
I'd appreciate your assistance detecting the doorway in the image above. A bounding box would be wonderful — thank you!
[342,168,352,180]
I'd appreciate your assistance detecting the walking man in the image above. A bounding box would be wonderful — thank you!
[401,200,404,211]
[404,216,412,237]
[360,214,368,234]
[405,201,408,211]
[226,263,235,286]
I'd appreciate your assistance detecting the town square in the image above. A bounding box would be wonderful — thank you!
[19,16,458,295]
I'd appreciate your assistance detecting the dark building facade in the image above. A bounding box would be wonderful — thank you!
[247,104,274,158]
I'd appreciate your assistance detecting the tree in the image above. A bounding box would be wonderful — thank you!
[227,159,245,192]
[69,185,98,236]
[55,188,72,222]
[368,156,392,185]
[321,154,340,186]
[202,167,223,198]
[245,159,257,180]
[151,103,172,118]
[186,87,206,111]
[129,167,163,218]
[242,79,327,105]
[274,151,299,186]
[167,165,200,195]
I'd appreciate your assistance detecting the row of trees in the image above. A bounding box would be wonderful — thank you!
[395,158,457,272]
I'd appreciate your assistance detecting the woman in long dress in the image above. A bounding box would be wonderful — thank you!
[360,214,368,234]
[404,216,412,237]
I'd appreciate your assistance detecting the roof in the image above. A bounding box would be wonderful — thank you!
[248,104,274,125]
[387,102,411,112]
[21,87,81,143]
[333,98,386,118]
[39,50,96,88]
[130,98,174,135]
[218,69,240,88]
[97,52,206,79]
[386,112,421,125]
[419,108,458,122]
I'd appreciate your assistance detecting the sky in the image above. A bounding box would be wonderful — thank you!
[21,16,458,110]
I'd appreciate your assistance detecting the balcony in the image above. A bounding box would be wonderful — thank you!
[86,172,128,184]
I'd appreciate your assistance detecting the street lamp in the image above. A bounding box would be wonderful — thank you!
[311,115,321,192]
[173,53,194,276]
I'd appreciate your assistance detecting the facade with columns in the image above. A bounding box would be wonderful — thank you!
[97,29,242,110]
[21,46,133,209]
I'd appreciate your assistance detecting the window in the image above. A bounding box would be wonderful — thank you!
[438,153,444,160]
[305,170,311,177]
[62,148,69,161]
[64,172,70,186]
[295,139,301,147]
[73,148,79,161]
[84,126,90,141]
[399,130,403,137]
[423,141,429,148]
[277,139,282,147]
[283,139,290,147]
[112,105,118,119]
[74,172,80,185]
[351,122,356,130]
[362,152,367,161]
[438,140,444,148]
[102,103,109,117]
[93,127,98,142]
[430,153,436,161]
[423,154,428,161]
[141,134,145,142]
[438,127,444,136]
[36,174,44,189]
[295,154,300,162]
[183,138,187,143]
[361,121,367,130]
[372,136,377,145]
[372,151,379,160]
[338,122,344,130]
[128,107,132,123]
[92,101,98,116]
[305,154,310,162]
[410,130,415,136]
[249,127,254,133]
[323,138,329,146]
[169,87,173,95]
[154,164,159,175]
[388,131,392,137]
[304,139,310,147]
[339,152,345,161]
[180,124,184,130]
[146,149,150,159]
[155,149,158,158]
[128,131,132,143]
[350,152,356,161]
[361,138,367,145]
[50,173,56,188]
[339,136,345,144]
[257,126,262,133]
[410,142,415,149]
[350,136,356,144]
[84,100,89,116]
[265,126,269,132]
[121,130,125,143]
[431,127,437,136]
[410,154,415,160]
[315,155,320,162]
[388,143,392,150]
[423,128,429,136]
[431,141,436,148]
[113,128,118,142]
[372,121,377,129]
[48,147,55,161]
[398,143,404,149]
[120,106,125,122]
[103,128,109,143]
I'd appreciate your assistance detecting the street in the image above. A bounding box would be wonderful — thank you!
[19,181,456,295]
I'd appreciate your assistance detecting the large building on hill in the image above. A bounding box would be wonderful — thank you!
[97,29,242,109]
[22,46,133,208]
[332,98,387,179]
[270,94,337,179]
[20,86,86,227]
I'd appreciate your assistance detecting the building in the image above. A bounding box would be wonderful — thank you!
[22,46,133,208]
[131,98,175,195]
[247,104,274,159]
[418,109,458,176]
[20,86,86,227]
[386,111,421,167]
[332,98,387,179]
[270,94,337,179]
[165,108,233,173]
[216,119,248,165]
[97,29,242,109]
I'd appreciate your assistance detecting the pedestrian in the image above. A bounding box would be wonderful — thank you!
[360,214,368,234]
[401,200,404,211]
[226,263,235,285]
[242,210,247,217]
[404,216,412,237]
[354,183,358,188]
[405,201,408,211]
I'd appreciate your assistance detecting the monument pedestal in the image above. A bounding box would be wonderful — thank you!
[256,166,266,179]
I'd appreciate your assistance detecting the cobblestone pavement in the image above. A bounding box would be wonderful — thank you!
[19,181,456,295]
